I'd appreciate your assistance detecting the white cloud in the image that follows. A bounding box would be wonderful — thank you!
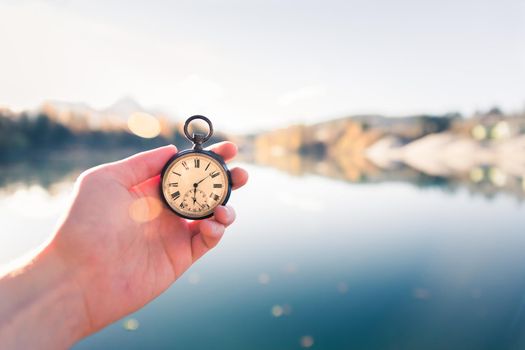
[279,84,327,106]
[0,2,219,113]
[171,74,225,117]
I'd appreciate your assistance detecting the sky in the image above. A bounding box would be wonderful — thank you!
[0,0,524,133]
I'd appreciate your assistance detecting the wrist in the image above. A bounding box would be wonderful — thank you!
[0,242,91,349]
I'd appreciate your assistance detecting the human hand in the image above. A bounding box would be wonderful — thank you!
[49,143,247,339]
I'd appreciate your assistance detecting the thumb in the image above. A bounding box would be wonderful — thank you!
[108,145,177,188]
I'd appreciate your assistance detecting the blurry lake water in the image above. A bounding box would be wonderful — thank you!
[1,151,525,349]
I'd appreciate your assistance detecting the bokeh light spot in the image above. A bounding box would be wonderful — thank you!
[127,112,161,138]
[283,262,298,274]
[123,318,140,331]
[469,168,484,183]
[282,304,293,315]
[300,335,314,348]
[471,124,487,140]
[188,272,201,285]
[413,288,431,300]
[271,305,283,317]
[489,168,507,187]
[491,121,511,139]
[337,282,349,294]
[258,273,270,285]
[129,196,163,223]
[471,288,482,299]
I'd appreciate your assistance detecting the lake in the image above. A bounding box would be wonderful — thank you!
[1,153,525,349]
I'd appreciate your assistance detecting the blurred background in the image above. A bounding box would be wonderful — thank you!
[1,0,525,349]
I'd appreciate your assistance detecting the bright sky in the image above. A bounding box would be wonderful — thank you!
[0,0,524,132]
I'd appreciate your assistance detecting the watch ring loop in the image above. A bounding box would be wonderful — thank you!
[184,115,214,144]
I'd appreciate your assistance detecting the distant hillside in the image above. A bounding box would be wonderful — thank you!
[237,108,525,157]
[236,108,525,193]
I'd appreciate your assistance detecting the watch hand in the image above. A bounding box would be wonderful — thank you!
[195,174,211,186]
[195,200,208,209]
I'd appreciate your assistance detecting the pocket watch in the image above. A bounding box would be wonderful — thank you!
[160,115,232,220]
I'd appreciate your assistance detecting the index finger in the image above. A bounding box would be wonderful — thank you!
[205,141,237,163]
[108,145,178,188]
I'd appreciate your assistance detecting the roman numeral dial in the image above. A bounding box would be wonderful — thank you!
[161,152,230,219]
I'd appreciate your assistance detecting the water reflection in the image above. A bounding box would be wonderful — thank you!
[0,149,136,192]
[1,149,525,349]
[239,149,525,201]
[0,145,523,203]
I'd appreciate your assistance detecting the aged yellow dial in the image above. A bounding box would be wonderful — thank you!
[161,152,230,219]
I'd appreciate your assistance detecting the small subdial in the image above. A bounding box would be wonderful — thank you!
[182,189,210,213]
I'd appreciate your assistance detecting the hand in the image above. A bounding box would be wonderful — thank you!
[0,142,248,348]
[58,141,247,332]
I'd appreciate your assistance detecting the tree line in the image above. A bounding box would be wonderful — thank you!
[0,112,222,163]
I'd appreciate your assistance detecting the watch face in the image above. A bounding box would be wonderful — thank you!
[161,151,230,219]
